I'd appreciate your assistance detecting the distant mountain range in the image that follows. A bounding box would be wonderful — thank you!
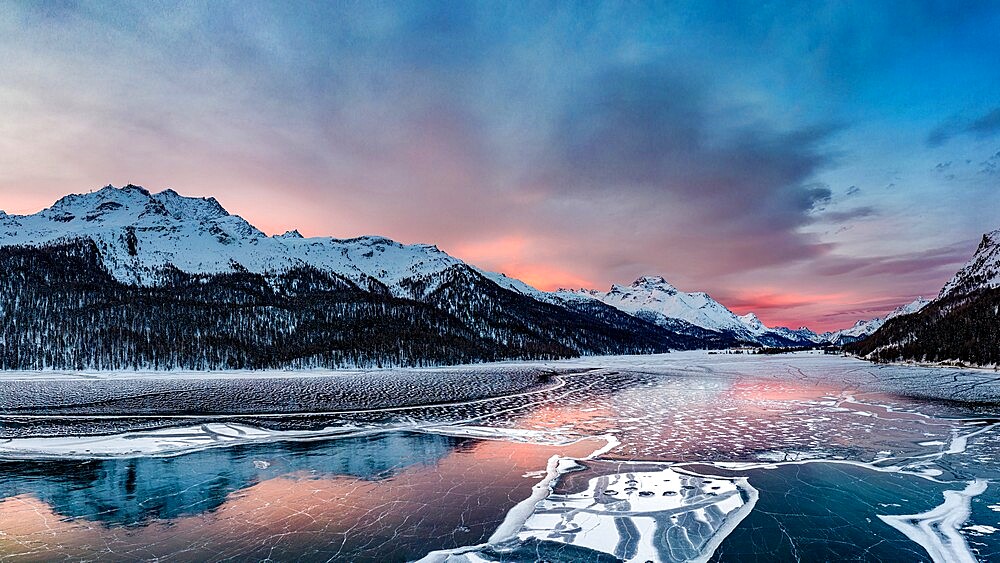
[847,228,1000,366]
[555,276,824,348]
[821,297,931,345]
[0,184,988,369]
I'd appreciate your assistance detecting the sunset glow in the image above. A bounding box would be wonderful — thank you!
[1,2,997,331]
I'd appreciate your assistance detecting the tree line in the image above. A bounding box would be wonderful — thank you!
[0,241,683,370]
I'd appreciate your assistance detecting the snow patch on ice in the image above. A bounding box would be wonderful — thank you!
[512,465,757,563]
[878,479,988,563]
[0,423,366,459]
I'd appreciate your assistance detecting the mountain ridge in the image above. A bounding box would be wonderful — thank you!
[0,184,700,369]
[822,297,931,345]
[556,276,823,347]
[0,184,469,298]
[14,183,982,369]
[2,184,830,342]
[846,228,1000,366]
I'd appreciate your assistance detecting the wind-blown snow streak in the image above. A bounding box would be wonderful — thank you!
[878,480,988,563]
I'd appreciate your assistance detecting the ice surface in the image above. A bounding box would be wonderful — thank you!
[0,434,607,561]
[2,351,1000,561]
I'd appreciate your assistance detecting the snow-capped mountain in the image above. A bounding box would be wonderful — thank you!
[736,313,824,344]
[0,184,699,369]
[939,228,1000,299]
[560,276,819,347]
[847,227,1000,366]
[769,326,826,345]
[562,276,754,336]
[0,184,469,298]
[737,312,766,333]
[823,297,931,345]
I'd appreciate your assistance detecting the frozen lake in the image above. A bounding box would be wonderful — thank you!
[1,351,999,561]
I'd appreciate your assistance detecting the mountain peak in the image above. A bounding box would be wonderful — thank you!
[577,277,822,346]
[632,275,669,285]
[41,184,167,222]
[939,228,1000,298]
[738,312,766,332]
[121,183,151,195]
[41,184,233,224]
[154,187,230,221]
[628,275,678,293]
[888,297,930,319]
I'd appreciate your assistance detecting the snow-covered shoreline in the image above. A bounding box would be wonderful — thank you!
[4,351,1000,419]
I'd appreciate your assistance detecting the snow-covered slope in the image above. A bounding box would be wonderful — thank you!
[840,229,996,346]
[823,297,931,345]
[770,326,826,345]
[0,185,468,299]
[734,313,824,344]
[562,276,819,347]
[823,319,883,345]
[737,312,766,333]
[845,230,1000,368]
[474,269,567,305]
[939,229,1000,299]
[566,276,755,337]
[847,228,1000,365]
[0,185,707,369]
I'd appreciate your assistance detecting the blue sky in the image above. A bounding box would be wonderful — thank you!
[1,1,998,329]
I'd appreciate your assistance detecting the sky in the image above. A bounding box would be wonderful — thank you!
[1,1,998,331]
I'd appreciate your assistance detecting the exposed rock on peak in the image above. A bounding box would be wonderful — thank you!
[939,229,1000,299]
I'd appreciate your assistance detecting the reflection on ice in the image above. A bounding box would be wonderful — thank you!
[0,431,460,525]
[0,434,606,561]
